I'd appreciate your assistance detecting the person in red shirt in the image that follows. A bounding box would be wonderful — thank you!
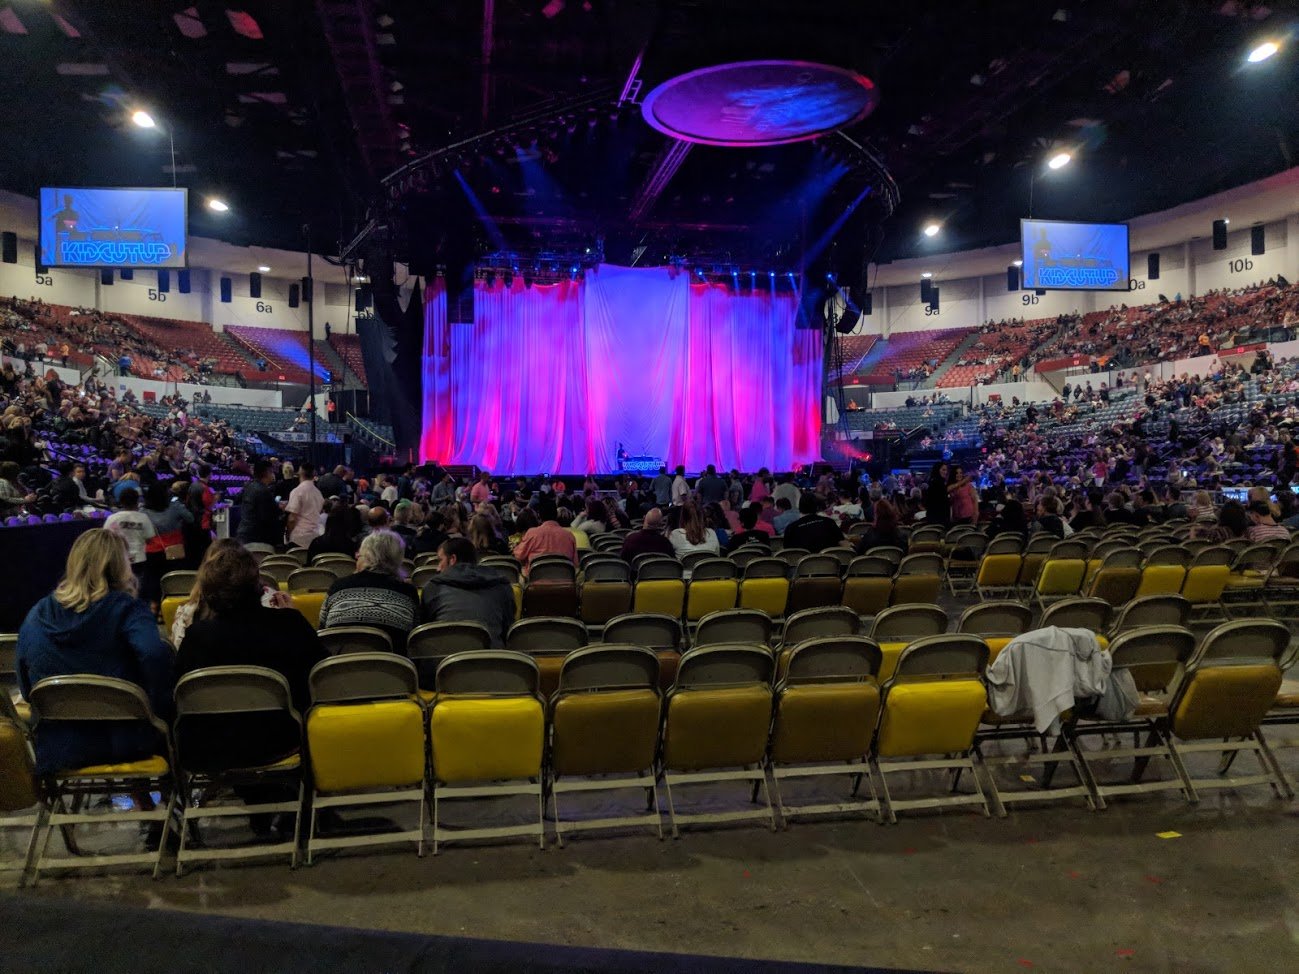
[512,501,578,572]
[470,471,493,505]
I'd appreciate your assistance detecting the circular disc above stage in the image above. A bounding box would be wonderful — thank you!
[640,60,878,148]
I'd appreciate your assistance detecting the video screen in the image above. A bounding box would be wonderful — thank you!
[1020,219,1129,291]
[39,187,188,268]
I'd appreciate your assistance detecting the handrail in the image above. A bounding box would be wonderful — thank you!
[347,413,395,448]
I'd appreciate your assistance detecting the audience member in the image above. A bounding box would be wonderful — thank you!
[668,501,721,557]
[318,530,419,650]
[285,462,324,548]
[420,536,516,647]
[618,507,676,560]
[780,494,844,552]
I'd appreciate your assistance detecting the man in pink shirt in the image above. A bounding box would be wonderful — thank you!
[470,471,493,505]
[512,508,578,572]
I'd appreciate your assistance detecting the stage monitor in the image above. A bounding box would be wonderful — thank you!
[1019,218,1129,291]
[39,187,188,268]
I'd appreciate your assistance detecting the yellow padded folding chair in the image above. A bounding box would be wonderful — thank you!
[1134,546,1190,599]
[1084,548,1143,607]
[602,612,683,690]
[891,553,943,606]
[288,567,337,628]
[685,558,739,623]
[1030,541,1088,609]
[1064,626,1198,808]
[871,635,998,823]
[769,636,884,824]
[1261,541,1299,620]
[841,556,894,618]
[1016,534,1057,597]
[731,545,775,570]
[783,555,843,615]
[407,620,494,698]
[0,632,29,723]
[305,654,427,863]
[865,546,904,571]
[579,559,634,630]
[522,556,579,618]
[660,645,776,836]
[1110,594,1191,634]
[27,675,177,882]
[867,603,948,683]
[317,626,394,656]
[1039,597,1112,646]
[737,557,790,618]
[429,651,546,852]
[956,601,1032,663]
[782,605,863,647]
[694,609,773,649]
[0,694,41,883]
[972,535,1023,600]
[777,547,811,568]
[506,616,588,699]
[946,531,989,596]
[258,558,299,585]
[548,645,663,844]
[279,547,309,566]
[159,570,197,631]
[632,557,686,619]
[1180,545,1234,621]
[412,566,440,591]
[1222,544,1278,619]
[907,524,945,554]
[172,666,305,875]
[1165,620,1293,800]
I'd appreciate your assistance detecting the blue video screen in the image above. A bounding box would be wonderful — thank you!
[39,187,188,268]
[1020,219,1129,291]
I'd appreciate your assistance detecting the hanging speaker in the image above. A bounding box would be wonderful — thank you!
[34,244,47,276]
[920,278,933,303]
[288,283,300,308]
[219,277,232,303]
[1,232,16,264]
[119,268,133,280]
[157,269,170,293]
[1212,219,1228,250]
[100,269,113,286]
[862,291,873,316]
[1251,225,1265,256]
[928,287,939,312]
[1035,288,1046,297]
[178,269,191,293]
[355,285,372,312]
[301,276,313,303]
[1006,265,1019,292]
[249,272,262,298]
[1147,253,1160,280]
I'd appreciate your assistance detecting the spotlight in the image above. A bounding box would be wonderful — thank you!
[923,223,941,237]
[1248,40,1279,63]
[1047,151,1072,170]
[921,272,933,279]
[131,110,157,129]
[1012,259,1023,267]
[257,265,271,273]
[206,197,229,212]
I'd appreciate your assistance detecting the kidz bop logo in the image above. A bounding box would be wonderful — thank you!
[1038,266,1121,288]
[59,241,174,265]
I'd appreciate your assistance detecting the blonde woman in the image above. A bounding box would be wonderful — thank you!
[16,529,173,774]
[668,502,721,557]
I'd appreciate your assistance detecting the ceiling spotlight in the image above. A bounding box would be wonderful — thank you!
[131,110,157,129]
[1248,40,1279,63]
[1012,259,1023,267]
[206,197,229,212]
[921,272,933,279]
[257,265,270,273]
[923,223,941,237]
[1047,151,1072,170]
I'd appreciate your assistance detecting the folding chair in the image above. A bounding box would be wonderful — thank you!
[782,605,863,648]
[1135,545,1190,599]
[506,616,588,698]
[660,645,776,836]
[1029,541,1088,609]
[407,621,493,695]
[871,635,998,822]
[737,557,790,618]
[1165,620,1293,800]
[1040,597,1112,644]
[769,636,884,824]
[523,556,579,618]
[972,535,1022,600]
[0,694,41,883]
[1084,548,1143,608]
[258,558,300,585]
[27,676,177,882]
[777,547,811,568]
[946,532,989,596]
[429,651,546,852]
[412,566,439,591]
[288,568,337,628]
[824,546,856,571]
[865,546,904,571]
[1110,594,1191,634]
[868,603,948,682]
[694,609,773,649]
[731,545,774,570]
[1180,545,1234,622]
[280,548,309,566]
[548,645,663,844]
[685,558,739,623]
[312,553,356,569]
[579,559,633,630]
[0,633,26,724]
[956,601,1032,663]
[841,555,894,619]
[1222,544,1278,619]
[681,551,717,572]
[632,557,686,619]
[316,562,356,579]
[172,666,305,874]
[318,626,394,656]
[603,612,683,690]
[305,654,427,863]
[159,571,198,631]
[890,553,943,606]
[1015,534,1056,597]
[907,524,945,554]
[1261,541,1299,620]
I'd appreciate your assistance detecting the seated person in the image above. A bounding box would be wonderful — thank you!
[17,529,173,774]
[318,530,420,651]
[619,507,676,561]
[780,494,845,552]
[668,502,721,557]
[307,498,360,561]
[513,501,578,571]
[724,504,772,554]
[421,537,516,647]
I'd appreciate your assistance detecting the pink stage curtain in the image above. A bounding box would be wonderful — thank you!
[420,265,822,474]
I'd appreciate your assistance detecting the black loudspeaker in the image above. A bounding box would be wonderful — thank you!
[157,269,170,293]
[288,283,300,308]
[920,278,933,303]
[301,276,313,303]
[1007,265,1019,291]
[928,287,940,312]
[119,268,133,280]
[1252,225,1265,256]
[355,285,372,312]
[1148,253,1160,280]
[1,232,16,264]
[1212,219,1228,250]
[861,291,873,316]
[249,272,262,298]
[219,277,232,303]
[178,269,191,293]
[100,269,113,286]
[34,245,47,276]
[1035,288,1046,297]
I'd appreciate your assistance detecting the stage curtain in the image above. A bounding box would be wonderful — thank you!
[420,265,822,474]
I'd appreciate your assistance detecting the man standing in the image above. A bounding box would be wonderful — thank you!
[186,463,216,560]
[470,470,493,505]
[236,459,283,548]
[651,467,672,508]
[772,475,800,512]
[316,464,347,500]
[670,465,690,507]
[696,464,727,506]
[431,473,456,505]
[421,537,516,647]
[285,462,325,549]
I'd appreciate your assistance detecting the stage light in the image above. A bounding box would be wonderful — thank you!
[1012,259,1023,267]
[1047,151,1072,170]
[206,197,229,212]
[923,222,941,237]
[257,265,270,272]
[921,272,933,279]
[131,109,157,129]
[1248,40,1279,63]
[768,270,775,277]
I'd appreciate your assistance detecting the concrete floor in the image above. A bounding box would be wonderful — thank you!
[5,745,1299,974]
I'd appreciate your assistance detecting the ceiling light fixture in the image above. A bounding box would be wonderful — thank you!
[206,197,229,212]
[1012,260,1023,267]
[921,272,933,279]
[131,109,156,128]
[923,223,941,237]
[257,265,270,272]
[1047,151,1072,170]
[1248,41,1279,63]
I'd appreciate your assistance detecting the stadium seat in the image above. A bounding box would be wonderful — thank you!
[841,555,895,618]
[737,557,790,618]
[506,617,588,698]
[890,553,943,606]
[632,557,686,619]
[0,694,39,882]
[578,559,633,629]
[407,621,494,695]
[684,558,739,623]
[317,626,394,656]
[693,608,773,648]
[956,601,1032,662]
[867,604,948,683]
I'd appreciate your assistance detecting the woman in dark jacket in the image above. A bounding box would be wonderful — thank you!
[17,529,173,774]
[142,481,194,604]
[924,462,952,527]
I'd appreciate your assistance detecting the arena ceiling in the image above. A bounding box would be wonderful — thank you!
[3,0,1297,276]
